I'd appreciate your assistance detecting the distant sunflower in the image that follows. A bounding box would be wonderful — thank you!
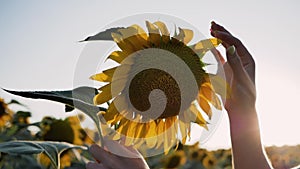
[91,21,222,151]
[164,150,187,169]
[0,98,13,129]
[202,152,218,169]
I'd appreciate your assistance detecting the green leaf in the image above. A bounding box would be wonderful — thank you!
[79,27,125,42]
[0,141,87,168]
[3,86,107,145]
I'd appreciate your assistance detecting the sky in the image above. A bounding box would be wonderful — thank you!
[0,0,300,150]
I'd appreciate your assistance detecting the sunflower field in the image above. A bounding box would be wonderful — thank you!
[1,97,300,169]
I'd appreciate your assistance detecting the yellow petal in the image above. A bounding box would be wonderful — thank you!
[90,67,117,82]
[211,95,222,110]
[200,82,213,97]
[164,117,175,154]
[108,64,131,86]
[164,121,171,154]
[175,28,193,44]
[130,24,148,40]
[153,21,170,43]
[187,123,191,141]
[154,21,170,36]
[103,102,119,124]
[117,118,129,136]
[192,38,222,56]
[126,120,138,138]
[209,38,222,46]
[112,132,121,140]
[110,79,126,97]
[124,137,134,147]
[112,32,135,53]
[146,121,157,148]
[90,73,111,82]
[145,21,160,45]
[200,82,222,110]
[182,28,193,44]
[155,119,165,149]
[189,104,207,127]
[181,111,191,141]
[108,51,127,63]
[118,27,137,38]
[198,96,212,120]
[93,84,112,105]
[118,26,149,50]
[124,120,138,146]
[125,35,148,51]
[179,119,187,144]
[112,94,128,111]
[134,121,143,138]
[209,74,231,101]
[111,32,122,43]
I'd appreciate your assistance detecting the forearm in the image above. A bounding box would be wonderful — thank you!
[228,109,273,169]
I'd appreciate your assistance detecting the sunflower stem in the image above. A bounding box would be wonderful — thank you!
[96,112,105,147]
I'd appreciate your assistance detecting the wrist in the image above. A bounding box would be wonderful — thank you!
[227,108,260,134]
[227,107,257,122]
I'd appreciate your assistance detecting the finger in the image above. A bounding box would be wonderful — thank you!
[211,21,231,34]
[211,29,254,63]
[211,48,225,65]
[213,30,255,80]
[210,47,232,86]
[226,45,247,79]
[89,144,116,167]
[212,31,241,49]
[86,162,106,169]
[210,22,231,48]
[210,31,230,49]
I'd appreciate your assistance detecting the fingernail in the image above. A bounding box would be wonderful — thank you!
[212,30,218,36]
[227,45,236,55]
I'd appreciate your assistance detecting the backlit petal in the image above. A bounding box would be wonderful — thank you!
[108,51,127,63]
[154,21,170,43]
[174,28,193,44]
[189,104,207,126]
[146,121,157,148]
[90,67,117,82]
[198,96,212,119]
[145,21,160,45]
[93,84,112,105]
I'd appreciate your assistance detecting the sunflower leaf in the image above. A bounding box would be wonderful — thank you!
[3,87,106,145]
[79,27,125,42]
[0,141,87,169]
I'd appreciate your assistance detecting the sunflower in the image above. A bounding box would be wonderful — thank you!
[164,150,187,169]
[202,152,218,169]
[91,21,222,152]
[0,98,13,129]
[186,143,206,161]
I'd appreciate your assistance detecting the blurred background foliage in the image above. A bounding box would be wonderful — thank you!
[0,97,299,169]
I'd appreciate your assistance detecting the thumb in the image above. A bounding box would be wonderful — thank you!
[226,45,245,78]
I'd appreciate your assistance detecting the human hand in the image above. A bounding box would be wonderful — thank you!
[210,22,273,169]
[210,21,256,117]
[86,138,149,169]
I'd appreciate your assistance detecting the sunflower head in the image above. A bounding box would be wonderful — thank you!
[91,21,223,154]
[164,150,187,169]
[0,98,13,129]
[202,152,218,169]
